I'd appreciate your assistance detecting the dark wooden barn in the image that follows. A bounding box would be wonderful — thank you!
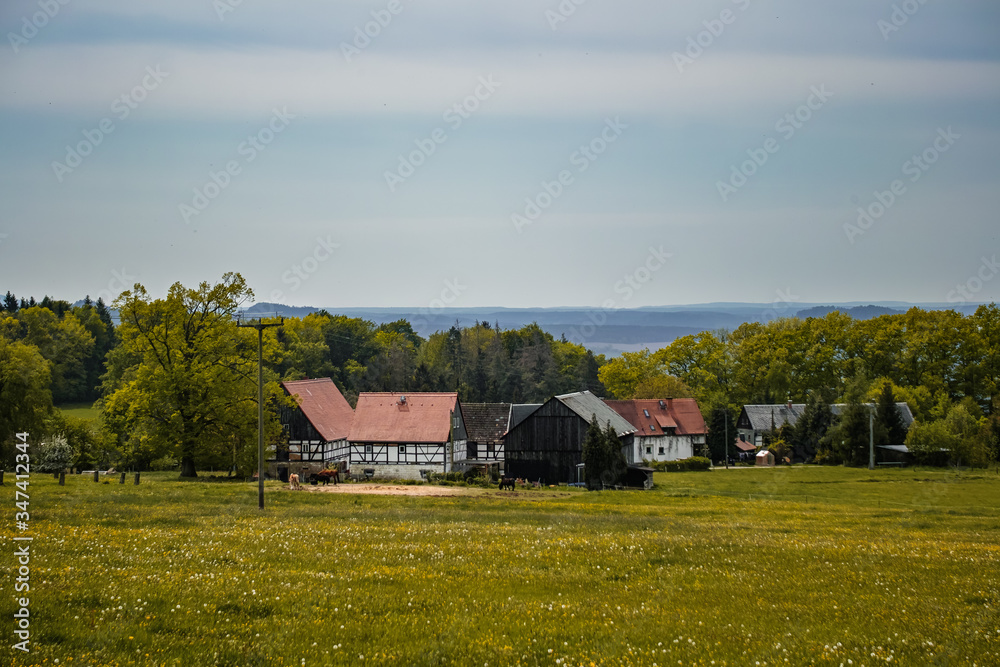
[504,391,635,484]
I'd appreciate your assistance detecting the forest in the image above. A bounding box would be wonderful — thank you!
[1,273,997,474]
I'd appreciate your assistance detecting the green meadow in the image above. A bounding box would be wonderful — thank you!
[4,466,999,666]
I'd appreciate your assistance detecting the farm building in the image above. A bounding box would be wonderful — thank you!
[455,402,511,470]
[504,391,635,484]
[605,398,707,463]
[737,402,915,448]
[348,392,467,480]
[275,378,355,480]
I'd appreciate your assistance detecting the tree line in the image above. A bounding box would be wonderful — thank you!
[2,275,997,474]
[598,307,1000,467]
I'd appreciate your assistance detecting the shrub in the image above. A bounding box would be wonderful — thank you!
[649,457,713,473]
[150,455,180,471]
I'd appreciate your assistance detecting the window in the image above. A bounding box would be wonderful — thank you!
[649,425,656,432]
[487,443,495,456]
[365,445,373,456]
[643,409,650,417]
[645,447,651,455]
[658,447,665,455]
[399,445,407,455]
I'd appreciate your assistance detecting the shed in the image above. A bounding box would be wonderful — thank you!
[623,465,655,490]
[755,450,775,467]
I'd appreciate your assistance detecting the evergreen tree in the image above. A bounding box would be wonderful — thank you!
[874,382,907,449]
[791,392,833,462]
[581,414,605,490]
[602,419,627,487]
[706,406,735,463]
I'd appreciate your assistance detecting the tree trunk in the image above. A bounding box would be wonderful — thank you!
[180,455,197,477]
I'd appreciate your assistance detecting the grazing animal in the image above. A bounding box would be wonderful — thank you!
[498,477,515,491]
[289,473,301,490]
[314,469,340,486]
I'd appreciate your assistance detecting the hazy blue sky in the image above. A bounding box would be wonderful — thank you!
[1,1,998,309]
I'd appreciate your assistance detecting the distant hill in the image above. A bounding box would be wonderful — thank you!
[794,305,904,320]
[243,301,987,355]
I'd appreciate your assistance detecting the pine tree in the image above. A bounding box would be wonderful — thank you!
[582,414,605,490]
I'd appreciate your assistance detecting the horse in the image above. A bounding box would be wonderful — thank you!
[498,477,515,491]
[289,473,301,490]
[314,469,340,486]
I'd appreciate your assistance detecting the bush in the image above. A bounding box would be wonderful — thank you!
[150,455,180,471]
[685,456,712,471]
[648,457,713,473]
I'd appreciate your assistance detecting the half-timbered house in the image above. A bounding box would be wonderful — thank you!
[605,398,707,463]
[275,378,355,480]
[504,391,636,484]
[348,392,467,480]
[454,402,510,470]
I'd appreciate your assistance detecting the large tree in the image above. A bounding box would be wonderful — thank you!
[102,274,283,477]
[0,336,52,464]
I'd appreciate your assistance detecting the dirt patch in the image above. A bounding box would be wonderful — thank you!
[301,483,474,497]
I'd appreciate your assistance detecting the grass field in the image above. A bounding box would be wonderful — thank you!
[4,466,999,666]
[54,403,101,423]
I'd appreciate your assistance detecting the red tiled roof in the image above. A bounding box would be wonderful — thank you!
[605,398,706,436]
[734,438,756,452]
[281,378,354,442]
[349,392,459,444]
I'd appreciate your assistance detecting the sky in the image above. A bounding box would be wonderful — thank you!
[1,0,998,310]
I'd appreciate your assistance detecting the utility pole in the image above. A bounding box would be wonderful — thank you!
[724,408,729,470]
[237,314,283,509]
[869,408,875,471]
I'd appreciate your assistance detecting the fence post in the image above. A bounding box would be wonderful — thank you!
[120,472,126,484]
[93,471,99,483]
[134,472,140,486]
[59,472,65,486]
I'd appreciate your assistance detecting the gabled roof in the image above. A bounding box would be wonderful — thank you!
[508,404,542,431]
[349,392,459,444]
[831,402,915,429]
[742,402,915,431]
[741,404,805,431]
[734,437,756,452]
[281,378,354,442]
[462,403,511,443]
[555,391,636,437]
[605,398,707,437]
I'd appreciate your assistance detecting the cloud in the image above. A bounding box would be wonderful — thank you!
[4,43,1000,122]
